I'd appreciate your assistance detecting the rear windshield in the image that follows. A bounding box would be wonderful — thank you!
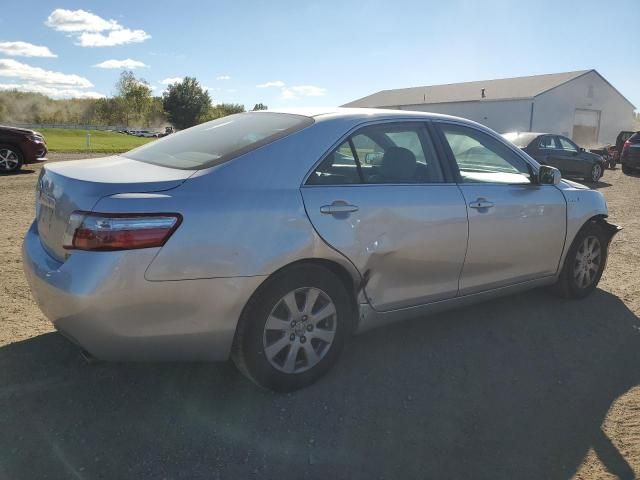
[123,112,314,170]
[630,133,640,144]
[502,132,537,148]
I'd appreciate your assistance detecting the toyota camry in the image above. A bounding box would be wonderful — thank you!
[23,108,620,391]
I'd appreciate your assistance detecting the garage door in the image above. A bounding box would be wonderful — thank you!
[572,109,600,147]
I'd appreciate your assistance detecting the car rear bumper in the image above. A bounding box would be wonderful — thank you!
[621,153,640,169]
[22,221,265,361]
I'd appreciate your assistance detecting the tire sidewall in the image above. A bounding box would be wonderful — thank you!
[235,265,352,391]
[562,223,608,298]
[0,145,23,173]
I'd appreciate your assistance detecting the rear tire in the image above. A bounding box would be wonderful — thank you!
[0,145,23,173]
[552,222,608,299]
[232,264,353,392]
[622,164,632,175]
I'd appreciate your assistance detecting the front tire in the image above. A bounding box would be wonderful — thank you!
[622,164,632,175]
[232,264,353,392]
[589,163,602,183]
[552,222,608,299]
[0,145,23,173]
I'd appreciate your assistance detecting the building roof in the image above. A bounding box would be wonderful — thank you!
[343,70,597,108]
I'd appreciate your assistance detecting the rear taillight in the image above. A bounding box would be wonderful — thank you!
[63,212,182,251]
[623,140,631,152]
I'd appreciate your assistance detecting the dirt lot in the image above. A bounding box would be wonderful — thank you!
[1,154,639,479]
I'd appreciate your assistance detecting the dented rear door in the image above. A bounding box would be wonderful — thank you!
[301,184,468,312]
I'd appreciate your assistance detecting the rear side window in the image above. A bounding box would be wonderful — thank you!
[629,133,640,144]
[123,112,313,170]
[539,136,559,149]
[306,122,445,185]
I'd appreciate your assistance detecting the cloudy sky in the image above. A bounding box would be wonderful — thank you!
[0,0,638,108]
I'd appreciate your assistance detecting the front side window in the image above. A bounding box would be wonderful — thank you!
[123,112,313,170]
[439,124,531,185]
[558,136,578,152]
[307,123,444,185]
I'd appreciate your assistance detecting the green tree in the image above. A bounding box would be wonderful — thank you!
[162,77,211,129]
[252,103,268,111]
[206,103,245,121]
[116,71,153,126]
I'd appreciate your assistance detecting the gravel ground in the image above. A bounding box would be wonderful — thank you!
[1,153,639,479]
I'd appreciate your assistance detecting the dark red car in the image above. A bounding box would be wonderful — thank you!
[0,126,48,173]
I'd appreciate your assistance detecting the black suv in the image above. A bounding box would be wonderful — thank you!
[0,126,48,173]
[621,132,640,175]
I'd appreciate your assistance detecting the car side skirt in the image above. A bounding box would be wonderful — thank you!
[356,275,557,333]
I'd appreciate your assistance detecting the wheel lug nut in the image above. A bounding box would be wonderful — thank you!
[290,334,296,341]
[290,321,297,327]
[306,324,313,332]
[300,336,307,343]
[302,315,308,321]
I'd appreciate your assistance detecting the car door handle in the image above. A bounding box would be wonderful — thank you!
[469,199,494,209]
[320,203,359,214]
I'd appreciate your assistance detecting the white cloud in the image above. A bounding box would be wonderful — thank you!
[216,75,231,80]
[0,83,104,99]
[291,85,326,96]
[78,29,150,47]
[94,58,148,69]
[160,77,183,85]
[0,58,101,99]
[0,41,57,58]
[46,8,119,32]
[280,88,296,99]
[45,8,150,47]
[280,85,327,100]
[0,59,93,87]
[257,80,285,88]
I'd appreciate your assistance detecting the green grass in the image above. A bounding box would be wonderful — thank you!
[39,128,156,153]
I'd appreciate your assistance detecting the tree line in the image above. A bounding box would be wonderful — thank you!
[0,71,267,129]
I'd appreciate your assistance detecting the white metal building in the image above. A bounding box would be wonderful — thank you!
[343,70,635,147]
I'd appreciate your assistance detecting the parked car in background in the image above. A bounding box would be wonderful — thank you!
[23,109,620,391]
[588,144,616,169]
[503,132,606,183]
[0,125,47,173]
[136,130,161,138]
[620,132,640,174]
[615,131,636,163]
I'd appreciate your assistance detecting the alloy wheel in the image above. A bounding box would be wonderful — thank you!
[573,235,602,288]
[262,287,337,374]
[0,148,19,172]
[591,164,602,182]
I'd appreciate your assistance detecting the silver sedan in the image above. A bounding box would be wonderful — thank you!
[23,108,620,391]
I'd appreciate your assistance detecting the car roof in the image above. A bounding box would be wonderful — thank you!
[261,107,468,123]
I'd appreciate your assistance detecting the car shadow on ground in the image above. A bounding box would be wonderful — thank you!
[592,181,613,190]
[0,168,35,176]
[1,289,639,479]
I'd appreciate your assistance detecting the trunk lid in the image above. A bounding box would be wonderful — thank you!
[36,155,193,261]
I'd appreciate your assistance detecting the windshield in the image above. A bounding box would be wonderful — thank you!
[123,112,313,170]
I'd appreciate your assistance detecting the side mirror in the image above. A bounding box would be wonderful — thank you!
[579,147,585,152]
[538,165,561,185]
